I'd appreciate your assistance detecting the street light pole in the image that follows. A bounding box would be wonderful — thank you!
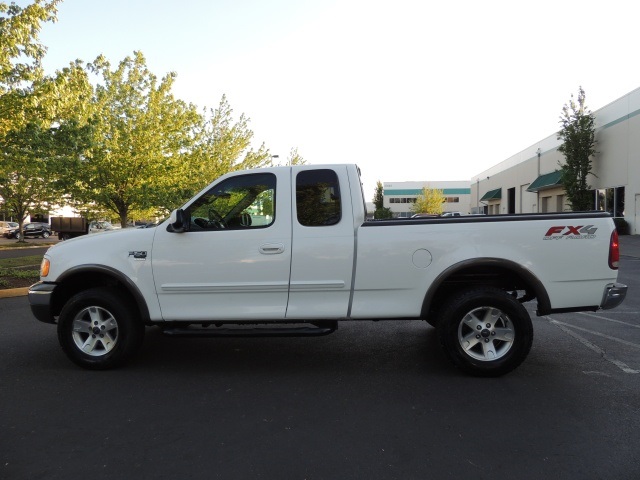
[536,148,542,212]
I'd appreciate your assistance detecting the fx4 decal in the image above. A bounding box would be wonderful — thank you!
[543,225,597,240]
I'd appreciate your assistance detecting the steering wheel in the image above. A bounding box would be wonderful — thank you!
[193,216,225,230]
[208,208,223,223]
[193,217,209,229]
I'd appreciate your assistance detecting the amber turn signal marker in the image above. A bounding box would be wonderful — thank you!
[40,258,50,277]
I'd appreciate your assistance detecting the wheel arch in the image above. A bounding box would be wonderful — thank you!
[421,258,551,321]
[51,265,151,324]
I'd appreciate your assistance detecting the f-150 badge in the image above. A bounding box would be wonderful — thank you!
[128,251,148,259]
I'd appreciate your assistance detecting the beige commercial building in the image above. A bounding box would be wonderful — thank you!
[471,87,639,232]
[383,181,471,218]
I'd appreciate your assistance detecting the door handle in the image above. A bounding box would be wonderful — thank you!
[259,243,285,255]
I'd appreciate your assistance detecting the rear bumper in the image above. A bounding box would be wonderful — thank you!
[28,282,57,324]
[601,283,627,310]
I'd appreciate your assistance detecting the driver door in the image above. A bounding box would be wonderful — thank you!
[151,170,292,321]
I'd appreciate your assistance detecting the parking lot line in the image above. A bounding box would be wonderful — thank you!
[549,318,640,349]
[578,312,640,329]
[546,317,640,374]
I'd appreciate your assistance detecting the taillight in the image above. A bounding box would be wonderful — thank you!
[609,230,620,269]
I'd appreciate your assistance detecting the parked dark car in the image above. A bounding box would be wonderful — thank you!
[8,222,52,240]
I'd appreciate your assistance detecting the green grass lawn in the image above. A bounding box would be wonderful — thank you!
[0,255,42,289]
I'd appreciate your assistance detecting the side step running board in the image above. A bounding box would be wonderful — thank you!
[162,322,338,338]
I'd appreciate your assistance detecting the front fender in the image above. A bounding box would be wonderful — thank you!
[52,264,152,323]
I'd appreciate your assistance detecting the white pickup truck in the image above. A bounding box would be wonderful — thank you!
[29,164,627,376]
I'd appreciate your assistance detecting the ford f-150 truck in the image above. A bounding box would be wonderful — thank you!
[28,164,627,376]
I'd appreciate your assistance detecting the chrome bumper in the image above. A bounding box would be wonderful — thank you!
[601,283,627,310]
[28,281,57,324]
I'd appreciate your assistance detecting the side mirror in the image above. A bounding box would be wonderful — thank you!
[169,209,189,233]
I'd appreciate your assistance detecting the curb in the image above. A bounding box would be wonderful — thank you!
[0,244,56,250]
[0,287,29,298]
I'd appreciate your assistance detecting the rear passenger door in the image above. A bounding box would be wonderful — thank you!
[286,166,355,319]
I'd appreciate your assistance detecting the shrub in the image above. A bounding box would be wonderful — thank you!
[613,217,630,235]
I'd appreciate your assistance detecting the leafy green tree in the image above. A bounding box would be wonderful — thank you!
[271,147,306,166]
[0,0,61,147]
[0,0,89,240]
[0,123,59,236]
[286,147,306,166]
[411,186,445,215]
[372,180,392,219]
[188,95,272,196]
[557,87,596,211]
[0,0,59,88]
[373,181,384,209]
[66,52,203,226]
[0,84,92,241]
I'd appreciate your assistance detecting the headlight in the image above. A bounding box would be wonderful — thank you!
[40,258,50,277]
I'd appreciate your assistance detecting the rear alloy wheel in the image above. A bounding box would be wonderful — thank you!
[42,231,50,238]
[437,287,533,377]
[57,288,144,369]
[456,305,515,362]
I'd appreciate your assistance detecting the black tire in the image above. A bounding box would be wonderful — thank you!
[437,287,533,377]
[57,287,144,370]
[42,231,50,238]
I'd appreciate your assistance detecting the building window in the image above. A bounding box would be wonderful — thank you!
[594,186,625,217]
[615,186,625,216]
[390,197,417,204]
[445,197,459,203]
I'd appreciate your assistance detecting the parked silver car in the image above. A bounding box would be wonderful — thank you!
[0,221,19,238]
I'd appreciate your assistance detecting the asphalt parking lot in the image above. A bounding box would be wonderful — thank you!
[1,237,639,479]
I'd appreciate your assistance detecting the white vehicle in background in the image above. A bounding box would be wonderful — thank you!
[89,221,117,233]
[0,221,19,237]
[29,164,627,376]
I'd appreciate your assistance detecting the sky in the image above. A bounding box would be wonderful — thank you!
[31,0,640,201]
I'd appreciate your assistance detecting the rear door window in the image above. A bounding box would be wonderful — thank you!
[296,169,341,227]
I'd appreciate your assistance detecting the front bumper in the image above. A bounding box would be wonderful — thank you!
[28,282,57,324]
[601,283,627,310]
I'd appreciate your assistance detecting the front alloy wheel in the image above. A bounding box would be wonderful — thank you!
[58,287,144,369]
[71,306,119,356]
